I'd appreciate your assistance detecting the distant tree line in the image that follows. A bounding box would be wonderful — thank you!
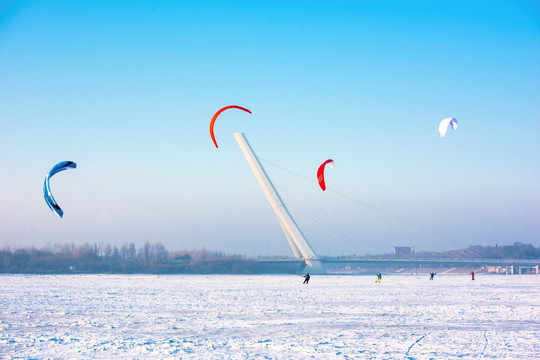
[319,242,540,260]
[0,242,294,274]
[2,242,537,274]
[412,242,540,260]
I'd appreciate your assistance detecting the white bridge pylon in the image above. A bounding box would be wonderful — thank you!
[234,132,326,274]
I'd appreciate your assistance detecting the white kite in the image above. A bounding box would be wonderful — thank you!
[438,117,458,137]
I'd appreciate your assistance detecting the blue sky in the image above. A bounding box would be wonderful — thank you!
[1,0,539,256]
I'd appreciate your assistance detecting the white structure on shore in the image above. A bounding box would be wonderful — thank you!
[234,132,325,274]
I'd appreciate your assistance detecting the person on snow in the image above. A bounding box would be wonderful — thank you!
[429,272,436,280]
[303,273,310,284]
[471,271,475,280]
[375,272,382,283]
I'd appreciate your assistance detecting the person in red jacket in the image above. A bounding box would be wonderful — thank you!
[471,271,475,280]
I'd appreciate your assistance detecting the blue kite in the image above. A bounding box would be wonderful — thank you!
[43,161,77,218]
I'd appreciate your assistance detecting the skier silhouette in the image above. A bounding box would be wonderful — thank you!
[471,271,475,280]
[429,272,436,280]
[303,273,310,284]
[375,272,382,283]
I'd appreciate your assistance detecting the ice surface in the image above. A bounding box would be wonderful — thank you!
[0,274,538,359]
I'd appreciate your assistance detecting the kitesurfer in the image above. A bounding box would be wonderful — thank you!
[471,271,475,280]
[429,272,436,280]
[375,273,382,283]
[303,273,310,284]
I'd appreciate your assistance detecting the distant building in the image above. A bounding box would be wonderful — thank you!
[171,252,192,263]
[394,246,413,257]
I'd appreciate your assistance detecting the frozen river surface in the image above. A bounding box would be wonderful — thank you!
[0,274,538,359]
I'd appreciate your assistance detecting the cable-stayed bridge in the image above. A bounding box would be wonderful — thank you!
[234,133,538,275]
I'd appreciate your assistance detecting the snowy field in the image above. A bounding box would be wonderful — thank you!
[0,274,538,359]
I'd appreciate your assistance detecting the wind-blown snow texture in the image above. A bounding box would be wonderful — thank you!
[1,275,538,359]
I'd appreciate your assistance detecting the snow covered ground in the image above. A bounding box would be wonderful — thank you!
[1,274,538,359]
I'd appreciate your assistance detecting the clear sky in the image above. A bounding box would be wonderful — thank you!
[1,0,539,256]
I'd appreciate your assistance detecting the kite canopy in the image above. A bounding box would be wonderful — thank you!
[43,161,77,218]
[438,117,458,137]
[210,105,252,148]
[317,159,334,191]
